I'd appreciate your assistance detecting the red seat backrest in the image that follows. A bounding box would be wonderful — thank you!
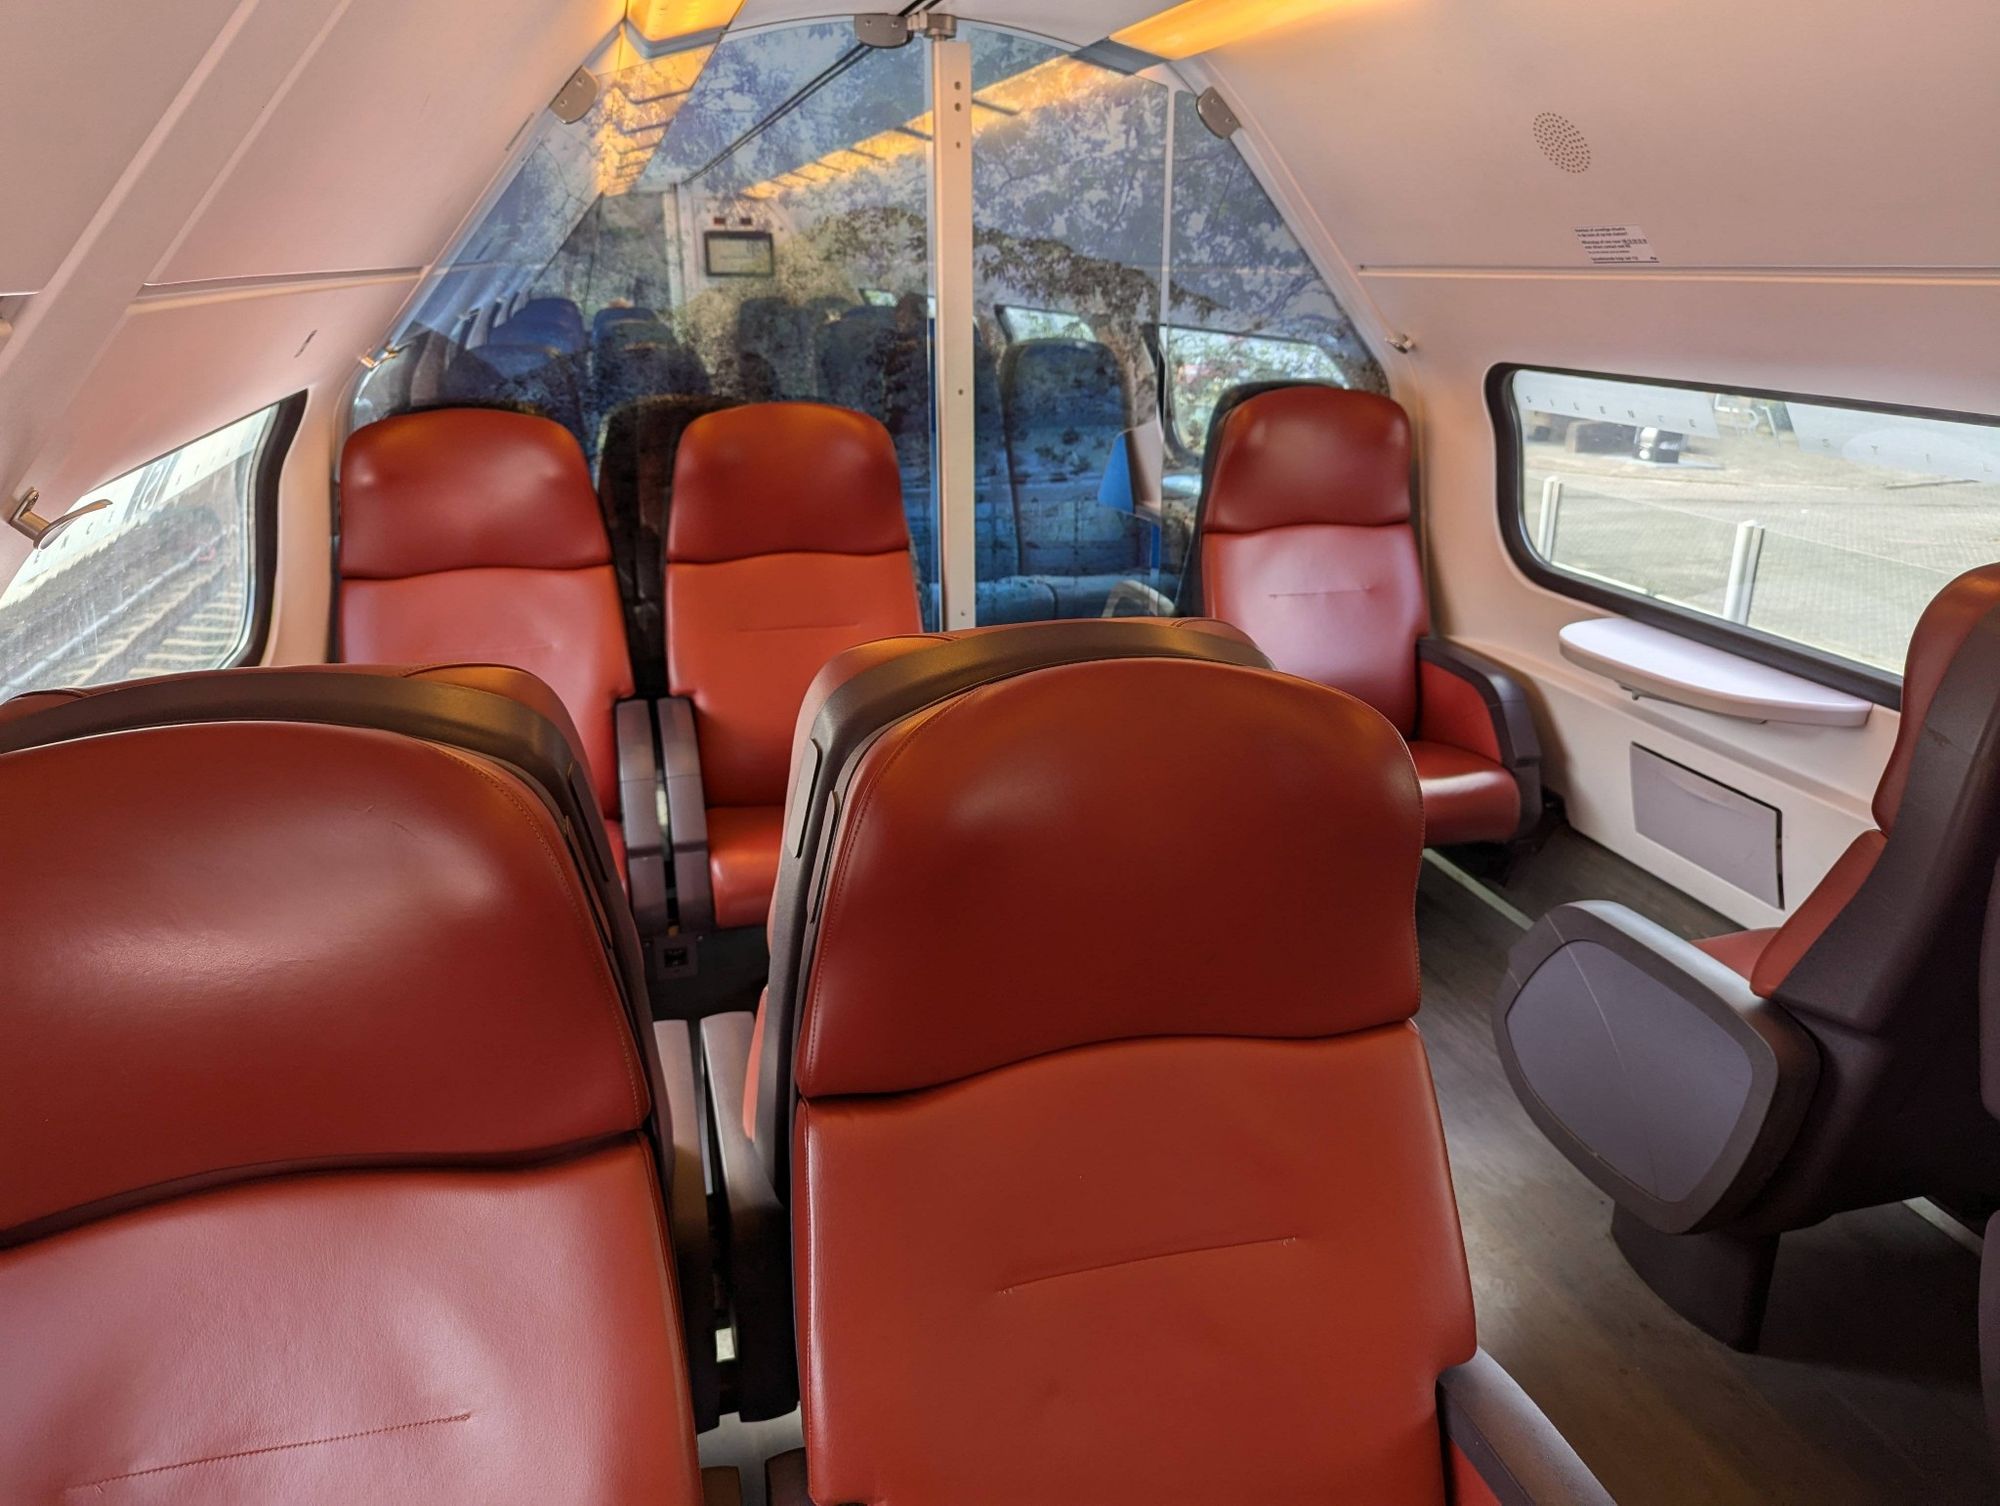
[0,677,701,1504]
[1196,386,1428,733]
[664,401,922,809]
[789,653,1475,1504]
[1744,562,2000,997]
[338,409,633,820]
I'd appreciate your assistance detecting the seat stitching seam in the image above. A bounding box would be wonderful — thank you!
[998,1232,1301,1293]
[65,1411,473,1492]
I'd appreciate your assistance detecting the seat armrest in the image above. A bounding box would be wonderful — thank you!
[659,696,715,933]
[1494,901,1820,1234]
[701,1010,799,1420]
[655,1019,720,1432]
[1439,1350,1612,1505]
[701,1466,745,1506]
[1417,638,1543,838]
[617,697,669,938]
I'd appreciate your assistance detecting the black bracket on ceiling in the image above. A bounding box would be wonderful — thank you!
[1195,86,1242,139]
[854,11,956,48]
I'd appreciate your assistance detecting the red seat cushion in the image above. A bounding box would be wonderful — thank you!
[797,1028,1474,1505]
[341,569,632,819]
[708,805,785,931]
[1408,740,1523,847]
[0,1146,702,1506]
[338,411,634,826]
[665,404,921,935]
[666,552,922,808]
[1694,927,1777,982]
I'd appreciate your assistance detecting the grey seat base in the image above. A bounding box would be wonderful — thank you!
[1611,1206,1780,1351]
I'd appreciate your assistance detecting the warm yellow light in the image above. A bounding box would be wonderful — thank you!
[1112,0,1370,59]
[627,0,742,45]
[971,57,1095,119]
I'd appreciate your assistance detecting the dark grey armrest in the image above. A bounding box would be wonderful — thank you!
[658,696,715,934]
[765,1449,812,1506]
[655,1019,720,1432]
[1494,901,1819,1234]
[616,698,669,938]
[1439,1350,1613,1505]
[1417,637,1543,836]
[701,1010,799,1421]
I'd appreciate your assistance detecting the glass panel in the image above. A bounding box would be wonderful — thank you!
[1164,88,1385,519]
[357,24,940,667]
[0,404,282,699]
[660,23,938,625]
[1510,369,2000,675]
[968,31,1173,623]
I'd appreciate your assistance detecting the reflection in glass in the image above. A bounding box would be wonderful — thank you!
[346,21,1387,639]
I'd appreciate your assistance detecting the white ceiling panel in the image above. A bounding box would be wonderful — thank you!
[1207,0,2000,273]
[0,0,242,293]
[21,274,416,520]
[154,0,622,283]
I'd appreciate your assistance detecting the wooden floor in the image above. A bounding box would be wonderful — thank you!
[1431,829,1995,1506]
[702,827,1997,1504]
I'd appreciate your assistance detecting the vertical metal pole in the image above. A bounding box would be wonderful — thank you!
[1723,520,1765,623]
[1158,85,1176,334]
[927,37,977,628]
[1535,476,1563,557]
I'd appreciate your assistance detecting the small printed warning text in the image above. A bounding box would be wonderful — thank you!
[1574,225,1660,265]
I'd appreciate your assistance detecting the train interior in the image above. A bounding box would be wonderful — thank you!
[4,1,2000,1502]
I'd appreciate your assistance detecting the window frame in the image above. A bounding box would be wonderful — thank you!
[1489,363,2000,709]
[236,392,306,672]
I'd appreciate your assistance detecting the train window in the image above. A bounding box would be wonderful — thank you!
[1497,367,2000,693]
[0,398,297,700]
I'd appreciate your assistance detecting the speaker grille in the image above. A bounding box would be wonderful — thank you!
[1533,112,1591,173]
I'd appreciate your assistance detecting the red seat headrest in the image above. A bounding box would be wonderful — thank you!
[1204,386,1412,532]
[340,408,610,577]
[667,401,908,563]
[794,655,1423,1098]
[1875,562,2000,828]
[0,709,646,1244]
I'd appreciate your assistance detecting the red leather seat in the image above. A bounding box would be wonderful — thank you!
[1496,565,2000,1349]
[1185,384,1539,846]
[767,644,1608,1503]
[339,408,636,876]
[1691,567,2000,995]
[664,401,922,931]
[0,668,706,1504]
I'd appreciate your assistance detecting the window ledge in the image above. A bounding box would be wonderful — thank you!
[1558,618,1873,727]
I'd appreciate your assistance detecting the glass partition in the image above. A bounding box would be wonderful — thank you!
[967,31,1171,622]
[350,23,1386,640]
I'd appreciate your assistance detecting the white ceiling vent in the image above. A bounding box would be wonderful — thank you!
[1532,112,1591,173]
